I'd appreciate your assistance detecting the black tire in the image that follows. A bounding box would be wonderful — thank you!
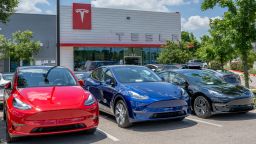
[173,117,186,121]
[5,119,17,143]
[3,107,6,121]
[85,128,97,135]
[193,96,212,119]
[114,100,131,128]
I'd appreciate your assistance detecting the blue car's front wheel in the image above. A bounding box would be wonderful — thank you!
[115,100,131,128]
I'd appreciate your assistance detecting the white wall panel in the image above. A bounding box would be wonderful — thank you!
[60,47,74,70]
[60,6,181,44]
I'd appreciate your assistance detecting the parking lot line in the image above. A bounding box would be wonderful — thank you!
[97,128,120,142]
[186,117,223,128]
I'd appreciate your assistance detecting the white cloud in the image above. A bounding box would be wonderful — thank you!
[92,0,199,12]
[182,16,210,31]
[16,0,50,14]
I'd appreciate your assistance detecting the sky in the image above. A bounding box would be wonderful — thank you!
[15,0,227,38]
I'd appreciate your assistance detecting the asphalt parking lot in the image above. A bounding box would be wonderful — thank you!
[1,110,256,144]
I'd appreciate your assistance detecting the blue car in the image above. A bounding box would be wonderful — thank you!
[85,65,189,128]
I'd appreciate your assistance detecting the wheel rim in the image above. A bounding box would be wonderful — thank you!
[194,97,207,116]
[115,103,126,125]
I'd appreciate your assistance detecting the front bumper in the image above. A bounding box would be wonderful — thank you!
[130,99,189,122]
[7,106,99,137]
[212,97,255,113]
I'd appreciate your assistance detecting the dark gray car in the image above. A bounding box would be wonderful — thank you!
[158,69,254,118]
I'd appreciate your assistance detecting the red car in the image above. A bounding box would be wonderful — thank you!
[3,66,99,143]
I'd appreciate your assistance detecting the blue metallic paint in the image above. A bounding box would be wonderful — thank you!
[85,66,189,122]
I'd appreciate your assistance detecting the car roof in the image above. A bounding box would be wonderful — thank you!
[101,65,146,69]
[165,69,203,74]
[17,66,66,70]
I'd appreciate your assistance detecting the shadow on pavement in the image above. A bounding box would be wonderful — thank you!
[210,111,256,121]
[0,119,107,144]
[100,112,198,132]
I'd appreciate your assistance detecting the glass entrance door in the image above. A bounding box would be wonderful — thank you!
[123,48,142,65]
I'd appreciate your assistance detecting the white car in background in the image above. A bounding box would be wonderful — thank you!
[0,73,14,105]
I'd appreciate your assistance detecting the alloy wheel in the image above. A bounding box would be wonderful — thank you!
[194,96,212,118]
[115,103,126,126]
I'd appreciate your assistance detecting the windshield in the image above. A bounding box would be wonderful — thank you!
[3,74,13,81]
[17,67,77,88]
[112,67,162,83]
[183,71,226,85]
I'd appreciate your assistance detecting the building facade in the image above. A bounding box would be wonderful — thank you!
[60,3,181,70]
[0,3,181,72]
[0,13,57,72]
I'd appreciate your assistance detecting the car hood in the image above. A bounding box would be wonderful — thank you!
[123,82,182,101]
[16,86,89,110]
[205,84,250,97]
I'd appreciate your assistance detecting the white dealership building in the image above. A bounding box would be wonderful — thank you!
[60,3,181,70]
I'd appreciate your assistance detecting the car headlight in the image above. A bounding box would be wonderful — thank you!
[84,94,96,106]
[208,90,224,97]
[129,91,149,100]
[13,98,31,110]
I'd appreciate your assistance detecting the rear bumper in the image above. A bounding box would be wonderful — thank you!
[212,97,255,113]
[130,100,189,122]
[7,106,99,137]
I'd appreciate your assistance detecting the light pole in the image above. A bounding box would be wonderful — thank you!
[57,0,60,66]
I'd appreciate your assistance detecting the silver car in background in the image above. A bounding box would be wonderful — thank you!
[0,73,14,105]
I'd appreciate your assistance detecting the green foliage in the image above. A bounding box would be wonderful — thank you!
[0,0,19,23]
[181,31,200,56]
[0,30,41,62]
[201,0,256,88]
[157,41,192,64]
[0,35,12,59]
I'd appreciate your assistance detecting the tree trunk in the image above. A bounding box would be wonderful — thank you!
[20,59,23,67]
[241,51,250,88]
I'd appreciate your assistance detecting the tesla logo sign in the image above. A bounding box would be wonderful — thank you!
[73,3,92,30]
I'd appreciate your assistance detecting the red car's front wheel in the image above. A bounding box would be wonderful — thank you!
[5,115,18,143]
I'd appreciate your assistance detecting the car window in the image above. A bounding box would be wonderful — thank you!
[104,70,115,82]
[169,72,186,84]
[17,67,77,88]
[3,74,14,81]
[159,72,169,82]
[91,68,104,81]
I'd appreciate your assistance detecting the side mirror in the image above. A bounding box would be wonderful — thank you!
[78,80,85,87]
[4,82,11,89]
[105,79,115,86]
[160,77,165,82]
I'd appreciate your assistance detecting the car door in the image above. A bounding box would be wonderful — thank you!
[101,69,118,114]
[87,68,105,105]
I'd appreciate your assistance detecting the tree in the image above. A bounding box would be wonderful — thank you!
[181,31,200,56]
[157,41,192,64]
[0,0,19,23]
[0,30,41,66]
[0,35,12,59]
[201,0,256,88]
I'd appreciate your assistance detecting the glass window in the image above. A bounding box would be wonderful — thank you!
[183,71,225,85]
[112,67,162,83]
[3,74,14,81]
[159,72,169,82]
[104,70,115,82]
[91,68,104,81]
[17,67,77,88]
